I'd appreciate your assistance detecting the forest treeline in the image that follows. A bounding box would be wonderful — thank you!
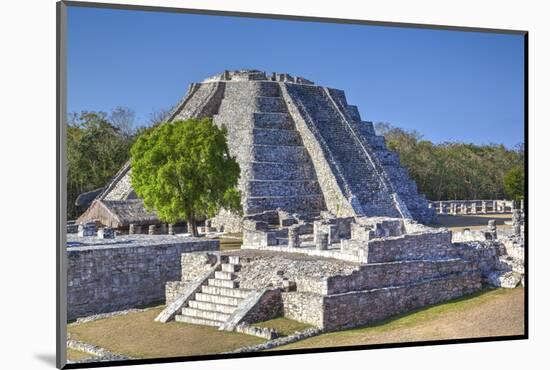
[374,122,524,202]
[66,108,524,219]
[67,107,169,219]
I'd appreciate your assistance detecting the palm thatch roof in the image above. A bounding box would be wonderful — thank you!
[76,199,158,228]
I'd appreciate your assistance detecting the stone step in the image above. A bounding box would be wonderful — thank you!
[181,307,231,322]
[195,292,244,306]
[252,145,309,163]
[174,314,223,327]
[188,300,237,314]
[248,179,322,197]
[253,112,293,129]
[221,263,240,273]
[214,271,236,280]
[246,195,325,215]
[208,278,239,289]
[201,285,250,298]
[251,161,316,181]
[254,97,287,113]
[228,255,240,265]
[252,128,302,146]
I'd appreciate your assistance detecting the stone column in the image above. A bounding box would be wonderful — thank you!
[288,227,300,248]
[450,203,456,215]
[98,227,115,239]
[204,220,212,233]
[129,224,135,235]
[512,209,522,236]
[316,231,328,251]
[440,201,445,214]
[488,219,497,240]
[168,224,175,235]
[148,224,156,235]
[481,201,487,214]
[520,199,524,213]
[471,202,477,214]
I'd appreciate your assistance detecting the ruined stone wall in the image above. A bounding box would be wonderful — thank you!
[363,230,455,263]
[321,271,481,331]
[323,258,474,294]
[67,239,218,320]
[281,291,325,327]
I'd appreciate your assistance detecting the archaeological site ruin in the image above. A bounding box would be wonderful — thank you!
[68,70,525,343]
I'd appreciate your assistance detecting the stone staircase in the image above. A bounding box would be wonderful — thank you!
[285,83,401,218]
[175,256,252,327]
[213,81,326,216]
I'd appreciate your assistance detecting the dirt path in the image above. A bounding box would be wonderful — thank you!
[274,288,524,351]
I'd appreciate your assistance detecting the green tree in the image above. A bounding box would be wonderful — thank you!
[503,166,525,201]
[130,117,241,236]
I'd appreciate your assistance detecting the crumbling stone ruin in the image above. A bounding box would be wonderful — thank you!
[76,69,436,232]
[157,211,524,334]
[429,199,521,215]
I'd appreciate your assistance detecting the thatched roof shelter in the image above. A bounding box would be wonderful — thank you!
[75,161,160,227]
[76,199,158,228]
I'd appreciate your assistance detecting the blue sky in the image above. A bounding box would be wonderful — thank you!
[67,6,525,148]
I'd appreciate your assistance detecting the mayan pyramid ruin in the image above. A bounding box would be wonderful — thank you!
[77,69,436,230]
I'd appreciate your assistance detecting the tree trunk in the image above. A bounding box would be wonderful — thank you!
[188,213,199,237]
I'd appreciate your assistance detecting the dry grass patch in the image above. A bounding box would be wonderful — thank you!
[218,233,243,251]
[67,306,263,359]
[273,288,524,351]
[253,317,313,336]
[430,214,512,232]
[66,348,95,362]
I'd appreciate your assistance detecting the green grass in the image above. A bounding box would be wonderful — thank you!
[67,306,263,359]
[252,317,313,336]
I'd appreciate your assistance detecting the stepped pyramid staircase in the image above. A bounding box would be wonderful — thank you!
[173,256,254,327]
[213,81,326,216]
[285,83,402,218]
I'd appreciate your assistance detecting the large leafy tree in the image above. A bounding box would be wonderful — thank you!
[130,117,241,236]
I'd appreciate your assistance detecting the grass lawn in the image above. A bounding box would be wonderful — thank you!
[272,287,524,351]
[66,348,95,362]
[67,306,263,359]
[252,317,313,336]
[431,213,512,232]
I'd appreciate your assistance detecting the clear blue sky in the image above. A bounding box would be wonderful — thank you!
[67,6,525,148]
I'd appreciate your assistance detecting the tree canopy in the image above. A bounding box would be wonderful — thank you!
[503,166,525,201]
[67,110,136,219]
[130,117,241,236]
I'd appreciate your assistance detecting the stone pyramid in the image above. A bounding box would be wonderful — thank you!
[77,70,436,230]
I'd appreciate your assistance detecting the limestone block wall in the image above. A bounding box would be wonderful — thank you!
[321,271,481,331]
[241,289,284,324]
[281,291,325,327]
[67,239,218,320]
[364,230,455,263]
[323,258,474,294]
